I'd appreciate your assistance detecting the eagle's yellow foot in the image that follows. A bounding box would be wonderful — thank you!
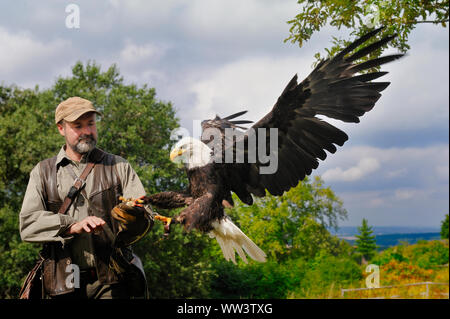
[154,215,172,226]
[154,215,173,236]
[119,197,174,236]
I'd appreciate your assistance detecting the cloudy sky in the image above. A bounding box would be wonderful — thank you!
[1,1,448,228]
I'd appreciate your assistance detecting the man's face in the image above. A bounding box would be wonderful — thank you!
[57,112,98,155]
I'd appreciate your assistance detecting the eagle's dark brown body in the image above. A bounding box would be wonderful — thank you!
[187,165,218,198]
[183,164,226,231]
[143,163,233,231]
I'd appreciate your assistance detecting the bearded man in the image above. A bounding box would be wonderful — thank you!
[19,97,148,299]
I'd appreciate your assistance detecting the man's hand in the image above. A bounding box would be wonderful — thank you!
[66,216,105,235]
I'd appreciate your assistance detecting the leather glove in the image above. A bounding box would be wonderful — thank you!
[111,199,154,247]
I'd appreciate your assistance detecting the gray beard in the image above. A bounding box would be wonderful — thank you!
[69,135,97,155]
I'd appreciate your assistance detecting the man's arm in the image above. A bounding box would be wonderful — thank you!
[19,163,76,245]
[115,156,146,199]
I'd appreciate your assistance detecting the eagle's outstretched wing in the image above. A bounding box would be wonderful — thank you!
[215,27,403,205]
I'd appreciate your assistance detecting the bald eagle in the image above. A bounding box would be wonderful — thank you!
[139,27,403,264]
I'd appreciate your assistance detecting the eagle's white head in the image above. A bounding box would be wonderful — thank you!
[170,137,213,169]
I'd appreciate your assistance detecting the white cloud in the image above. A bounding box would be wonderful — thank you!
[179,0,298,40]
[371,45,449,130]
[189,55,310,124]
[386,168,407,178]
[337,186,448,227]
[317,144,449,188]
[369,197,385,208]
[395,188,419,200]
[0,27,70,75]
[107,0,181,28]
[316,144,448,227]
[322,157,380,182]
[435,164,449,182]
[119,41,166,65]
[105,0,298,42]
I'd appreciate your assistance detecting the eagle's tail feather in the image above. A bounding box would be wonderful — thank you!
[209,217,267,264]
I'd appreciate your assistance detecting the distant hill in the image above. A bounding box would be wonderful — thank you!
[329,226,442,250]
[330,226,440,236]
[337,231,441,250]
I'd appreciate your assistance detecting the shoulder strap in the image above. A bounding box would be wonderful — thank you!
[57,148,106,214]
[58,161,96,215]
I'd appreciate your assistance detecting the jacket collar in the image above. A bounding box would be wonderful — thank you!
[55,145,105,169]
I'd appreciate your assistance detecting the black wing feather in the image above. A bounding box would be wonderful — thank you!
[205,28,403,202]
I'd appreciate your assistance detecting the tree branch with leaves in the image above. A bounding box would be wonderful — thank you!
[285,0,449,66]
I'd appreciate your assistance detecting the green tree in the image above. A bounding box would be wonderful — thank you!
[225,176,349,262]
[0,61,210,298]
[441,214,449,239]
[286,0,449,66]
[355,218,377,262]
[208,177,358,298]
[292,250,363,298]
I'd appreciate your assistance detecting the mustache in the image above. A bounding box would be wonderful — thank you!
[78,134,96,142]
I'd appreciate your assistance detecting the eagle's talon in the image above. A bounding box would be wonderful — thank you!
[154,215,171,224]
[138,195,150,204]
[132,199,144,207]
[154,214,173,237]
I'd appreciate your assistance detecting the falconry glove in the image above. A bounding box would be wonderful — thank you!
[111,198,154,247]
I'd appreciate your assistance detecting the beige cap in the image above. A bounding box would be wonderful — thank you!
[55,97,102,124]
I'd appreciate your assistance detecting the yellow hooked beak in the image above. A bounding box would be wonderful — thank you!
[170,147,185,162]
